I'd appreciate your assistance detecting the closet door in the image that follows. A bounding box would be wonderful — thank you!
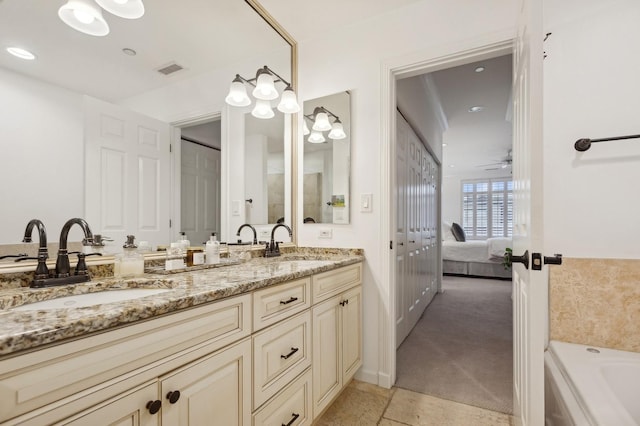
[395,111,409,347]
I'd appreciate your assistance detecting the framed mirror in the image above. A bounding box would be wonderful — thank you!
[302,91,351,224]
[0,0,296,251]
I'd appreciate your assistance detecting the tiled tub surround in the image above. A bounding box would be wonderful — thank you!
[0,248,363,355]
[549,257,640,353]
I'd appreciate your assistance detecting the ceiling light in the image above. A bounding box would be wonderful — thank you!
[251,99,274,120]
[6,47,36,60]
[58,0,110,36]
[308,131,326,144]
[122,48,137,56]
[468,106,484,113]
[328,119,346,140]
[474,66,485,73]
[225,65,299,119]
[96,0,145,19]
[449,164,455,168]
[442,143,447,147]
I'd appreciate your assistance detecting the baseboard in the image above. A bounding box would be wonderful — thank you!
[354,368,380,386]
[377,371,393,389]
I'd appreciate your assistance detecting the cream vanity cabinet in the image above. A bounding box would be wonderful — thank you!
[311,264,363,418]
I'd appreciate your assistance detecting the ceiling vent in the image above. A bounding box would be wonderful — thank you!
[157,62,184,76]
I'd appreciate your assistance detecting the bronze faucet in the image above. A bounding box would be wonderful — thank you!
[236,224,258,244]
[22,219,50,280]
[54,218,94,278]
[265,223,292,257]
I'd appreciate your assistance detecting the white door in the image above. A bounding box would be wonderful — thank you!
[181,140,221,245]
[512,0,545,424]
[84,97,171,250]
[395,111,409,347]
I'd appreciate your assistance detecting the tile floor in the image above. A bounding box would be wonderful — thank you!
[315,380,513,426]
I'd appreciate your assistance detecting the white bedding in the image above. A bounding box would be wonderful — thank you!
[442,237,511,262]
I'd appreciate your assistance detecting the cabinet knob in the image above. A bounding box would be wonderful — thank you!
[146,400,162,415]
[166,390,181,404]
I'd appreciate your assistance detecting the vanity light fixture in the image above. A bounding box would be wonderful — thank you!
[302,120,310,136]
[58,0,145,37]
[224,65,300,118]
[304,106,347,143]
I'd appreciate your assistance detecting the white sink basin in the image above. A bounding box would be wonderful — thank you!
[13,288,171,311]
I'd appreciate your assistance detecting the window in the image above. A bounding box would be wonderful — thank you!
[461,178,513,239]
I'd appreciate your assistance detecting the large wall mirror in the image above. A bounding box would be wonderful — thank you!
[302,91,351,224]
[0,0,295,251]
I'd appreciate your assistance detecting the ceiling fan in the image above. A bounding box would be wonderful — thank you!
[478,150,512,171]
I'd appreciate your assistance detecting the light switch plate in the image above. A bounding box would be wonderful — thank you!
[361,193,373,212]
[232,200,241,216]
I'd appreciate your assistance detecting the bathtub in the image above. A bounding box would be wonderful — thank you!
[545,340,640,426]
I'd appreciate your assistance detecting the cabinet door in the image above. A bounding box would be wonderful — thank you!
[311,296,342,418]
[341,286,362,382]
[55,382,158,426]
[160,338,251,426]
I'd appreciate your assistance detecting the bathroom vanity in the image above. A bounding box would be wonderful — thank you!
[0,251,363,425]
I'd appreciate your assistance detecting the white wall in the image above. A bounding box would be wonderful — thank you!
[543,0,640,259]
[0,68,86,243]
[296,0,517,385]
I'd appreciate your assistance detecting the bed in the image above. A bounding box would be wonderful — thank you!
[442,223,512,279]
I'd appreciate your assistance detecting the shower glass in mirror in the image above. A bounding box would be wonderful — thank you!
[302,91,351,224]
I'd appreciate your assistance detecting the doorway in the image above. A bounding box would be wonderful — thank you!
[385,42,515,413]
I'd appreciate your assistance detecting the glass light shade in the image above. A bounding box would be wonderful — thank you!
[251,99,275,119]
[225,78,251,107]
[96,0,145,19]
[312,111,331,131]
[277,87,300,113]
[308,131,326,144]
[252,70,278,101]
[328,120,347,140]
[302,120,310,136]
[58,0,109,36]
[7,47,36,60]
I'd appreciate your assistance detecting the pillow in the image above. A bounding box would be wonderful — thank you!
[442,222,456,241]
[451,222,466,242]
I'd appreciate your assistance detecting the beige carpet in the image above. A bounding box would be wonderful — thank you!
[395,275,513,414]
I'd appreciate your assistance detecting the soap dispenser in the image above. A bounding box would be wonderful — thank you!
[114,235,145,278]
[205,232,220,264]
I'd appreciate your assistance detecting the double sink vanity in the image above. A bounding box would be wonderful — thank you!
[0,248,364,425]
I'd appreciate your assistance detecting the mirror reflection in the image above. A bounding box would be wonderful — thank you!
[302,91,351,224]
[0,0,293,248]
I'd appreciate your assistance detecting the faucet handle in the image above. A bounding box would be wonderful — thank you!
[70,252,102,275]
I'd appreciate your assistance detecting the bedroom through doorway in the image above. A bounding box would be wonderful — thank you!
[394,53,514,415]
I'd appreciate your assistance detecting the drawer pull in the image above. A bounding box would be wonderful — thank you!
[146,400,162,415]
[282,412,300,426]
[166,390,181,404]
[281,347,299,360]
[339,299,349,306]
[280,296,298,305]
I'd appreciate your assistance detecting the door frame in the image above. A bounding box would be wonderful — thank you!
[379,32,515,388]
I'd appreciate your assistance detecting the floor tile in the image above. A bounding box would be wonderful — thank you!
[314,381,392,426]
[383,388,512,426]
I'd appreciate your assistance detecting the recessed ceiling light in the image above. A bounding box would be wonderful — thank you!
[442,143,447,147]
[449,164,455,168]
[468,106,484,113]
[6,47,36,60]
[474,66,485,73]
[122,48,137,56]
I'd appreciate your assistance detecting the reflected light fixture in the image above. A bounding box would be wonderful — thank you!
[304,106,347,143]
[7,47,36,60]
[58,0,110,36]
[96,0,145,19]
[225,65,300,119]
[302,120,310,136]
[58,0,145,36]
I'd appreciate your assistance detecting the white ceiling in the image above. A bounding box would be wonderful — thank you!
[0,0,288,101]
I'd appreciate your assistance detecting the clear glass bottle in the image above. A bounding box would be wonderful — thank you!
[113,235,145,278]
[178,231,190,251]
[205,232,220,264]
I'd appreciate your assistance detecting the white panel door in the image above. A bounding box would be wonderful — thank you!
[181,140,221,245]
[395,111,409,347]
[512,0,545,424]
[85,96,170,249]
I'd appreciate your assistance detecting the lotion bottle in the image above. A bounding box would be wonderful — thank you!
[114,235,144,278]
[206,232,220,264]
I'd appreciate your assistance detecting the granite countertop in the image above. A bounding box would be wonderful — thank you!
[0,251,363,356]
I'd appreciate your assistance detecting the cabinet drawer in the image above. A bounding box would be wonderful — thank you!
[0,294,251,422]
[253,278,310,332]
[312,263,362,304]
[253,369,312,426]
[253,311,311,410]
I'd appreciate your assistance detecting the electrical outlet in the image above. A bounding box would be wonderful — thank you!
[258,230,270,241]
[319,228,332,239]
